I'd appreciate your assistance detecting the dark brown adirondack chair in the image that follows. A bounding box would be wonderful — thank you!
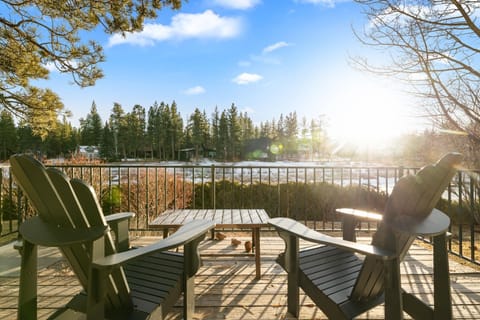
[11,154,215,320]
[269,153,462,320]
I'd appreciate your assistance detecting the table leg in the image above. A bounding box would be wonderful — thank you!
[163,228,169,239]
[253,227,261,279]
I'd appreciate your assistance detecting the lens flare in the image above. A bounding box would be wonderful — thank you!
[270,143,283,155]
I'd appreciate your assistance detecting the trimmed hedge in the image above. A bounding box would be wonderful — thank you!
[193,181,388,220]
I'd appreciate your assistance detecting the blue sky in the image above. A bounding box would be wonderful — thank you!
[46,0,423,146]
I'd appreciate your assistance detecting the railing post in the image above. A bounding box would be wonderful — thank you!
[458,172,463,257]
[211,165,216,209]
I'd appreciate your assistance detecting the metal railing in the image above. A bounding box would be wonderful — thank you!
[1,163,478,265]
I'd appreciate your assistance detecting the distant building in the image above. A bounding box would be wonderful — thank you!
[76,145,100,161]
[179,145,216,161]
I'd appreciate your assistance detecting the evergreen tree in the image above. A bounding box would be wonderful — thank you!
[170,101,183,160]
[310,116,326,158]
[80,101,103,146]
[44,120,63,158]
[239,112,254,159]
[284,112,298,158]
[218,111,229,161]
[211,107,220,159]
[187,108,210,159]
[158,102,169,160]
[123,104,146,158]
[135,104,147,156]
[240,112,255,141]
[100,122,115,160]
[277,114,285,141]
[228,103,241,161]
[58,111,77,155]
[110,103,126,159]
[17,122,42,156]
[0,110,17,160]
[259,121,272,139]
[147,102,160,158]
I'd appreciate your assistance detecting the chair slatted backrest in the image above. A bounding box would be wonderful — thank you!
[349,153,462,302]
[11,155,132,311]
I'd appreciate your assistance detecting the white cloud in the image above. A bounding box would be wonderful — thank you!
[212,0,261,10]
[232,72,263,85]
[183,86,206,95]
[108,10,242,47]
[43,60,79,72]
[44,62,57,72]
[262,41,291,54]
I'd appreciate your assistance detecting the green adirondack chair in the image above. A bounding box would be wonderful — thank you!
[269,153,462,320]
[11,154,215,320]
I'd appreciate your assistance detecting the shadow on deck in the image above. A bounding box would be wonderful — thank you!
[1,235,479,319]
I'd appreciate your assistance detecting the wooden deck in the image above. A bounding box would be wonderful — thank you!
[1,234,479,319]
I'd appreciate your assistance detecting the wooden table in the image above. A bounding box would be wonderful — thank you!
[149,209,270,279]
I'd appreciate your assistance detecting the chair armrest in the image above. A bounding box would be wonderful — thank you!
[269,217,395,260]
[104,212,135,224]
[105,212,135,252]
[336,208,383,241]
[19,216,107,247]
[336,208,383,221]
[92,219,215,269]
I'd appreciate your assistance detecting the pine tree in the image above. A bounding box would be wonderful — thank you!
[80,101,103,146]
[123,104,146,158]
[187,108,209,159]
[211,107,220,159]
[228,103,241,161]
[158,102,169,160]
[285,112,298,158]
[170,101,183,160]
[110,103,126,159]
[17,122,42,156]
[100,122,115,160]
[0,110,17,160]
[147,102,160,158]
[218,111,229,161]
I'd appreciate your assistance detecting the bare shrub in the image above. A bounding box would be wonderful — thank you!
[111,167,193,229]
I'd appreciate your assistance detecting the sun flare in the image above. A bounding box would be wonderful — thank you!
[327,76,414,151]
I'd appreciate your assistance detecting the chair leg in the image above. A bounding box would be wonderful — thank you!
[87,267,108,319]
[87,236,107,319]
[384,258,403,320]
[183,274,195,319]
[282,233,299,318]
[183,236,205,320]
[18,240,38,320]
[433,233,452,319]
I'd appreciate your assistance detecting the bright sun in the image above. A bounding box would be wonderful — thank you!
[327,76,414,151]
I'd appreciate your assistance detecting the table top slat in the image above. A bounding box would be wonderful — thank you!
[155,210,179,225]
[203,209,216,222]
[231,210,242,225]
[172,210,192,224]
[240,210,252,225]
[149,209,269,229]
[221,209,232,225]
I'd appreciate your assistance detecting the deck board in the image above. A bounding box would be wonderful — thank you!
[0,236,479,319]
